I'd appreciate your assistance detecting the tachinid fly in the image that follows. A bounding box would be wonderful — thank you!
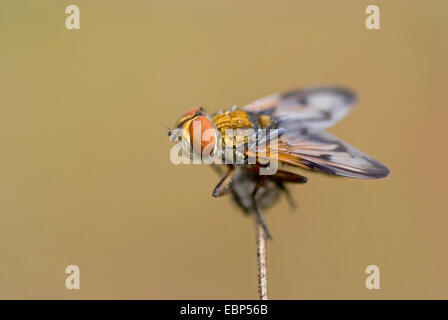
[168,86,390,238]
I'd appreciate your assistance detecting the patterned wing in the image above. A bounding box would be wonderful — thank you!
[242,86,356,132]
[275,131,390,179]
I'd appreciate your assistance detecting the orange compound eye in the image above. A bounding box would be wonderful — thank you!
[182,107,200,118]
[189,116,216,157]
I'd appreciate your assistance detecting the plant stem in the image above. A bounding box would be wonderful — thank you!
[254,215,268,300]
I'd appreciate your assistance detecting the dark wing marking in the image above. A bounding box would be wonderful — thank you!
[242,86,356,132]
[275,131,389,179]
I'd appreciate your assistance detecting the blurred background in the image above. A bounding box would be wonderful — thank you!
[0,0,447,299]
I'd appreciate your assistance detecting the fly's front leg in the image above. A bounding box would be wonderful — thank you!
[252,176,272,240]
[209,163,224,176]
[212,165,235,197]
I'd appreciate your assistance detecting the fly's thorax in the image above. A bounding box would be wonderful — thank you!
[212,110,253,136]
[211,110,279,167]
[212,109,254,157]
[215,127,258,165]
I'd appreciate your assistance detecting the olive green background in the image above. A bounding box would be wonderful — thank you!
[1,0,447,299]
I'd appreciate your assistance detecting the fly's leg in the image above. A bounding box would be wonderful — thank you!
[212,165,235,197]
[271,170,307,211]
[252,176,272,240]
[210,163,224,176]
[272,170,307,184]
[276,182,297,210]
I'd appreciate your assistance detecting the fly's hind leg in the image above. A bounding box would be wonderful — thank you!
[212,165,235,198]
[271,170,307,211]
[272,170,307,184]
[276,182,297,210]
[252,176,272,240]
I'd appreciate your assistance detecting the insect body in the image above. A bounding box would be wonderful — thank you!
[168,86,390,238]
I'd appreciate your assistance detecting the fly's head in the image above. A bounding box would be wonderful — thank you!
[169,107,218,159]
